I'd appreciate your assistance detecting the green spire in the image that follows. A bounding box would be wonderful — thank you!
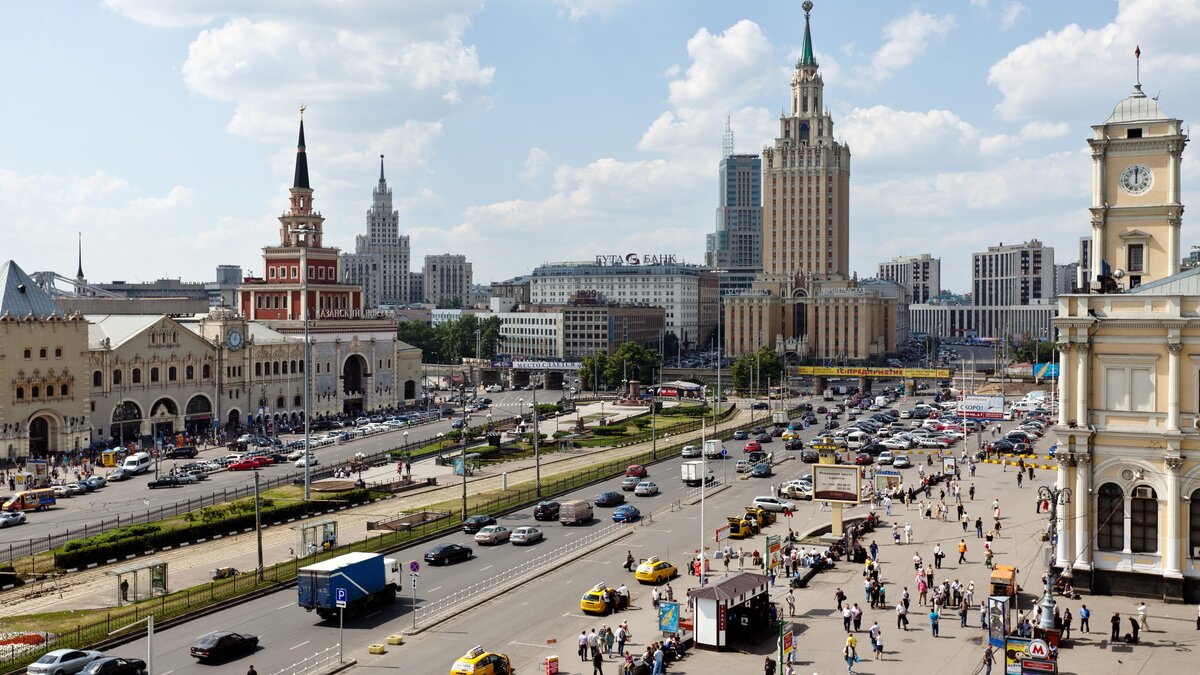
[800,1,817,67]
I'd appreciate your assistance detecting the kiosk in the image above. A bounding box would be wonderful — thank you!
[686,572,770,651]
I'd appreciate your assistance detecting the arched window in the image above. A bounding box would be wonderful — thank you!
[113,369,123,386]
[92,371,102,387]
[31,386,39,399]
[1190,490,1200,559]
[1097,483,1125,551]
[294,395,302,407]
[150,367,160,383]
[202,364,211,379]
[281,361,288,374]
[276,396,285,409]
[1131,485,1158,553]
[290,360,297,373]
[255,362,262,377]
[39,348,46,358]
[23,349,30,359]
[168,366,177,382]
[186,365,194,380]
[273,361,280,375]
[132,368,142,384]
[15,387,24,400]
[46,385,55,397]
[60,384,68,397]
[55,348,62,358]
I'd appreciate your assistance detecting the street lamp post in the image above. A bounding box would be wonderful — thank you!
[532,385,541,497]
[711,268,726,429]
[354,451,365,487]
[459,391,471,521]
[1036,483,1072,630]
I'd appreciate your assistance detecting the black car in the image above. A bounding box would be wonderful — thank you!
[800,449,819,463]
[754,433,772,444]
[164,445,199,459]
[750,402,769,410]
[425,543,472,565]
[988,439,1016,453]
[461,515,496,533]
[147,476,182,489]
[533,500,561,521]
[189,631,258,663]
[595,491,625,507]
[81,657,148,675]
[784,439,804,451]
[747,451,766,464]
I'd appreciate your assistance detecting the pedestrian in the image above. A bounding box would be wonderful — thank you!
[616,625,626,656]
[1063,609,1073,640]
[579,631,589,662]
[606,627,615,656]
[960,598,969,627]
[983,646,995,675]
[869,540,879,561]
[592,647,604,675]
[844,633,858,673]
[905,523,914,544]
[969,483,975,500]
[765,655,777,675]
[1137,601,1149,630]
[589,629,600,659]
[247,667,257,675]
[852,603,863,632]
[958,539,968,564]
[929,608,940,637]
[869,621,880,651]
[933,543,943,569]
[975,517,984,538]
[897,601,908,630]
[1080,605,1090,633]
[843,606,853,632]
[835,587,847,610]
[1110,612,1121,641]
[918,578,928,606]
[961,513,969,532]
[652,645,664,675]
[1130,616,1140,644]
[874,629,884,660]
[787,590,796,617]
[1016,471,1023,487]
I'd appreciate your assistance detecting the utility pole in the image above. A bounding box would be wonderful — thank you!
[532,382,541,497]
[254,471,264,582]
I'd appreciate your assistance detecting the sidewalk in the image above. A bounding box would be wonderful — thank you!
[0,407,758,618]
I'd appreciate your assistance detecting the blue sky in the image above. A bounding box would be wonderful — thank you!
[2,0,1197,293]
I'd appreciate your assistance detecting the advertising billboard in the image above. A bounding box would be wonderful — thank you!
[795,366,950,379]
[958,395,1005,420]
[813,465,862,504]
[874,469,902,495]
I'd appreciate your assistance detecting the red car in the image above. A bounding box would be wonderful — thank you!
[625,464,647,478]
[854,453,873,465]
[249,456,274,466]
[227,460,258,471]
[743,441,762,453]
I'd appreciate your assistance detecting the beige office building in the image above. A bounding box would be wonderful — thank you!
[1052,74,1199,601]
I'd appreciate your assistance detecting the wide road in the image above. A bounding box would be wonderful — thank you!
[0,390,534,550]
[112,398,904,674]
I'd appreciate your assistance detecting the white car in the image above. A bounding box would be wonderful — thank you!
[881,437,912,450]
[634,481,659,496]
[681,445,701,458]
[892,454,913,468]
[295,455,320,467]
[474,525,512,545]
[26,649,104,675]
[752,496,796,513]
[510,526,543,545]
[877,451,895,465]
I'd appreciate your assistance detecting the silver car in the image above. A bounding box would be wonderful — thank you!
[633,481,659,496]
[26,649,104,675]
[510,526,543,545]
[474,525,512,545]
[0,511,27,527]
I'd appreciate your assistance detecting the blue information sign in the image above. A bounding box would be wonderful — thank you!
[658,601,680,633]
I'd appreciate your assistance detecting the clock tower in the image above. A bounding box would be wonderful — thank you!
[1088,59,1187,290]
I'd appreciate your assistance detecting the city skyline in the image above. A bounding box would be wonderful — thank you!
[2,0,1196,292]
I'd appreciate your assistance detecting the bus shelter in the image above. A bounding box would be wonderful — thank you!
[107,560,167,606]
[294,519,339,556]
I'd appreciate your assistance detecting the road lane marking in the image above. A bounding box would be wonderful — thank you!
[290,641,310,650]
[428,585,443,593]
[277,603,293,610]
[562,613,591,618]
[509,641,546,648]
[161,671,174,675]
[479,565,494,571]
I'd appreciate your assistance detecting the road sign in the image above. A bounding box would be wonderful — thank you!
[1026,639,1050,660]
[1020,659,1056,674]
[412,577,418,589]
[336,588,347,603]
[335,600,346,608]
[409,560,420,573]
[781,629,794,656]
[721,449,727,457]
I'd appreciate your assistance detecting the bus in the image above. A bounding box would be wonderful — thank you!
[2,488,56,512]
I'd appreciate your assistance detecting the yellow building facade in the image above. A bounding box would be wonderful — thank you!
[1054,73,1195,601]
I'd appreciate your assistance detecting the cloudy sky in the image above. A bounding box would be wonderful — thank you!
[2,0,1197,293]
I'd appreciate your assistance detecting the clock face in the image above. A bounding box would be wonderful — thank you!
[1119,164,1153,195]
[228,330,243,349]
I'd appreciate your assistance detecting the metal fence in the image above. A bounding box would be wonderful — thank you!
[414,522,629,625]
[269,644,342,675]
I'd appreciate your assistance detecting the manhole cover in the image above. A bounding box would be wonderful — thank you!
[800,608,837,618]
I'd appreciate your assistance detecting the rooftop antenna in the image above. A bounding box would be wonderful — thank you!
[722,115,735,157]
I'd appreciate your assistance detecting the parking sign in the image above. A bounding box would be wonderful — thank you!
[335,587,347,608]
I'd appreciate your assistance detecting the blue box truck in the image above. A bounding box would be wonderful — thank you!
[297,551,402,621]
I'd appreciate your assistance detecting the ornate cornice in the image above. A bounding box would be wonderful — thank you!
[1166,457,1184,471]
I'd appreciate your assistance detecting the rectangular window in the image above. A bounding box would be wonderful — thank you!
[1127,244,1144,273]
[1103,363,1155,412]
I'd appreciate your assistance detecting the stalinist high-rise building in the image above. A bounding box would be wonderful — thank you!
[725,1,901,362]
[342,156,415,308]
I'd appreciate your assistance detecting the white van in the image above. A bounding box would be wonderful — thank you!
[844,431,870,450]
[485,384,504,393]
[122,451,152,475]
[1011,400,1040,413]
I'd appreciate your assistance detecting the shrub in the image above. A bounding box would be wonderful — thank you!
[591,426,627,437]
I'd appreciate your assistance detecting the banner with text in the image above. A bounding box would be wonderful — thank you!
[795,366,951,379]
[957,394,1005,420]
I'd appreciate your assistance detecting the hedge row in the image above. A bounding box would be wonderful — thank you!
[54,489,372,570]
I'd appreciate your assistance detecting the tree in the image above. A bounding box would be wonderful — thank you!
[661,331,680,362]
[731,347,785,392]
[436,296,462,309]
[397,321,437,359]
[604,342,662,391]
[478,315,503,358]
[581,351,610,391]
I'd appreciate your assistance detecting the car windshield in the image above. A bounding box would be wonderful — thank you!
[35,655,61,664]
[197,635,224,647]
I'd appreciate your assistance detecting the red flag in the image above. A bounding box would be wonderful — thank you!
[1135,45,1141,59]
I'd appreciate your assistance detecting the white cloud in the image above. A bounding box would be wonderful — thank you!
[988,0,1200,121]
[838,106,981,169]
[1019,121,1070,140]
[969,0,990,7]
[856,10,955,84]
[552,0,629,22]
[520,148,552,183]
[999,1,1027,30]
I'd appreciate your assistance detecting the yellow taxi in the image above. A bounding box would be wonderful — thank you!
[580,582,611,614]
[781,430,797,441]
[451,645,515,675]
[635,556,677,585]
